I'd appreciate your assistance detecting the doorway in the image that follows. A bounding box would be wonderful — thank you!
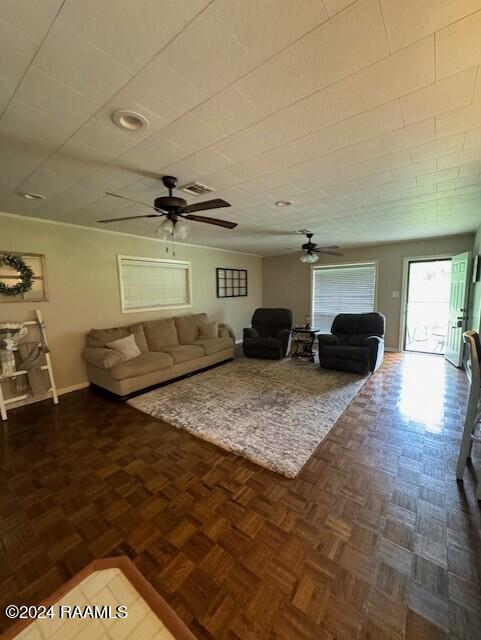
[403,258,452,355]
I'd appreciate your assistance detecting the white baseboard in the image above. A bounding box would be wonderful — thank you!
[384,347,399,352]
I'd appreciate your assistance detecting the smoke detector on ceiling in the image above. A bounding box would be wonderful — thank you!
[180,182,215,196]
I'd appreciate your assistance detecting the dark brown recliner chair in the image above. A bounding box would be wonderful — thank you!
[243,308,292,359]
[318,312,385,375]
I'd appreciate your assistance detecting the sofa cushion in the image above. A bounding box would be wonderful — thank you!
[106,334,141,361]
[158,344,204,363]
[174,313,209,344]
[199,320,218,339]
[110,352,174,380]
[87,326,130,348]
[143,318,179,351]
[192,336,233,355]
[129,323,148,352]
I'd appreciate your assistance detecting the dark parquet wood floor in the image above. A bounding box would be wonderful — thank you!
[1,353,480,639]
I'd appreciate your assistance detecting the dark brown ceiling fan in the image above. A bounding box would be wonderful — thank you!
[99,176,236,237]
[298,232,343,263]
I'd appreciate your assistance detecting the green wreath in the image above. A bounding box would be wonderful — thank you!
[0,254,34,296]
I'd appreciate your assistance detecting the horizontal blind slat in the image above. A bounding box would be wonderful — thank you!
[119,257,190,311]
[312,264,376,332]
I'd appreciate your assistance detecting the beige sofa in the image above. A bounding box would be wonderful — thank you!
[82,313,235,396]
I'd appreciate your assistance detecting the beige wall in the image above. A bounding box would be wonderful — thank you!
[263,234,474,350]
[0,212,262,391]
[469,223,481,333]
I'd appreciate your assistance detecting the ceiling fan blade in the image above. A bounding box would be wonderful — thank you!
[318,245,340,250]
[184,214,237,229]
[315,249,343,256]
[97,214,160,223]
[105,191,167,214]
[180,198,231,214]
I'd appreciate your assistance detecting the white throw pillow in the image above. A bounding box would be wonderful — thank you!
[106,333,141,361]
[199,321,218,339]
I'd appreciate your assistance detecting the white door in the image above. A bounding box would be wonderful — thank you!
[445,251,471,367]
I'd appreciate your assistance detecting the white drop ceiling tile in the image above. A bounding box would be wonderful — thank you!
[212,130,267,164]
[246,105,310,149]
[258,143,307,173]
[213,0,327,64]
[379,118,435,155]
[200,169,241,190]
[352,37,434,110]
[293,0,389,90]
[159,114,222,156]
[437,146,481,170]
[436,174,480,191]
[251,76,365,146]
[120,59,201,122]
[163,9,252,101]
[300,100,404,160]
[34,19,133,102]
[436,9,481,79]
[14,67,99,128]
[60,0,209,73]
[236,45,318,118]
[46,141,107,178]
[0,98,79,152]
[380,0,481,51]
[336,100,404,148]
[401,68,477,126]
[416,167,460,186]
[121,137,186,173]
[410,132,465,162]
[464,126,481,150]
[67,121,137,162]
[227,158,270,181]
[391,158,437,180]
[19,166,80,198]
[0,18,38,106]
[263,166,306,188]
[183,147,232,176]
[436,101,481,138]
[264,183,303,200]
[0,0,63,44]
[458,160,481,176]
[322,0,357,17]
[193,86,262,137]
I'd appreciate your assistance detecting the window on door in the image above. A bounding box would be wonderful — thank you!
[311,263,377,332]
[403,259,452,354]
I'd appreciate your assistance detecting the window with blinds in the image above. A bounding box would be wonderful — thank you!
[311,263,377,332]
[118,256,192,313]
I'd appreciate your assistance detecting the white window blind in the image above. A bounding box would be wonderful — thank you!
[312,263,376,332]
[118,256,192,313]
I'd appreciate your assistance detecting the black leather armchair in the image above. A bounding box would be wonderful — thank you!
[318,312,385,375]
[243,308,292,359]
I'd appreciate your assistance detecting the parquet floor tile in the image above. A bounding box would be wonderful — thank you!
[1,353,480,639]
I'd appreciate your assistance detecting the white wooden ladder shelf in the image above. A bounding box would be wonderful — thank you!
[0,309,58,420]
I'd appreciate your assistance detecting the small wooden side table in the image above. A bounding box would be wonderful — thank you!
[291,327,319,363]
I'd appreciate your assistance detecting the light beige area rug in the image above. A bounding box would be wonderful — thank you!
[128,358,368,478]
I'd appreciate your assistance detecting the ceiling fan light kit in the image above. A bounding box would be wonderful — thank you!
[300,252,319,264]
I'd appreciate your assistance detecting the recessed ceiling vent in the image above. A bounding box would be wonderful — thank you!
[180,182,215,196]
